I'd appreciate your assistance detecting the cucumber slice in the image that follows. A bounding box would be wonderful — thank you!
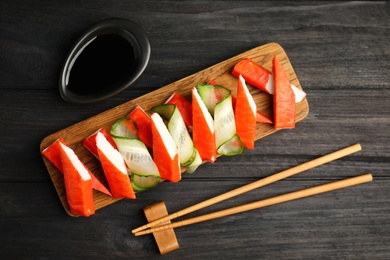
[214,95,236,148]
[113,136,160,177]
[217,134,245,156]
[197,83,231,115]
[131,174,161,192]
[185,149,202,174]
[131,182,145,193]
[197,83,245,156]
[151,104,175,121]
[152,104,198,167]
[110,117,138,139]
[214,96,245,155]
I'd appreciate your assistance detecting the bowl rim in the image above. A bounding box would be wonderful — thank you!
[59,18,151,103]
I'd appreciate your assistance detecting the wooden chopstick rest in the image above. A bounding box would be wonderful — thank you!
[143,201,179,255]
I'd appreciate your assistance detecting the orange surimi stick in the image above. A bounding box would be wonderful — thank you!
[43,138,111,197]
[127,106,153,148]
[235,75,257,149]
[232,58,272,94]
[232,58,306,103]
[255,111,273,124]
[83,128,117,158]
[165,92,193,130]
[59,141,95,217]
[151,113,181,182]
[96,132,136,199]
[273,56,296,129]
[191,87,217,163]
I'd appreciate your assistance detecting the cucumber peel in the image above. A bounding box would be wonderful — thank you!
[217,134,245,156]
[131,174,161,192]
[185,149,202,174]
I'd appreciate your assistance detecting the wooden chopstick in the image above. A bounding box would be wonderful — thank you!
[135,173,373,236]
[132,143,362,234]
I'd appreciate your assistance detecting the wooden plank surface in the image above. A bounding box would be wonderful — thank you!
[40,42,309,216]
[1,1,389,259]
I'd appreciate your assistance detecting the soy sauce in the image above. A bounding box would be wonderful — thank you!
[67,34,136,95]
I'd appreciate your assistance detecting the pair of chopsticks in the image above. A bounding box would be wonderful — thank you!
[132,144,372,236]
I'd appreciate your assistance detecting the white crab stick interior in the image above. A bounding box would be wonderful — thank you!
[239,75,257,116]
[96,132,127,174]
[291,84,307,103]
[265,74,306,103]
[265,73,274,94]
[60,142,91,181]
[164,92,175,103]
[151,113,178,160]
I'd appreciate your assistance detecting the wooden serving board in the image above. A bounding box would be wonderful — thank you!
[40,42,309,217]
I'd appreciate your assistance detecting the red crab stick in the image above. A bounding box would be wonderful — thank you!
[192,87,217,163]
[83,128,117,158]
[232,58,272,93]
[232,58,306,103]
[273,55,296,129]
[255,111,273,124]
[165,92,193,130]
[150,113,181,182]
[231,95,273,124]
[235,75,257,149]
[59,141,95,217]
[127,106,153,148]
[43,139,111,197]
[96,132,136,199]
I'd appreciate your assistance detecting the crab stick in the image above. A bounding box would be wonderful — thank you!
[96,132,136,199]
[191,87,217,163]
[232,58,306,103]
[83,128,117,158]
[151,113,181,182]
[127,106,153,148]
[273,55,296,129]
[43,138,111,197]
[235,75,257,149]
[165,92,193,130]
[59,141,95,217]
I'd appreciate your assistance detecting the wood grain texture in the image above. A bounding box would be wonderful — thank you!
[1,1,389,259]
[39,42,309,217]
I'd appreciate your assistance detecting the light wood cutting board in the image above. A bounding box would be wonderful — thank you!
[40,42,309,217]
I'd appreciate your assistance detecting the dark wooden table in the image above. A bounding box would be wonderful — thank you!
[1,1,389,259]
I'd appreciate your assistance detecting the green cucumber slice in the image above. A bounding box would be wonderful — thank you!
[197,83,245,156]
[113,136,160,177]
[151,104,175,121]
[152,104,198,167]
[197,83,231,115]
[131,183,146,192]
[110,117,138,139]
[217,134,245,156]
[214,95,236,148]
[185,150,202,174]
[131,174,161,192]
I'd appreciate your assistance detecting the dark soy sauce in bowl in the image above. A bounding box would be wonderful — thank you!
[67,34,137,96]
[60,18,150,103]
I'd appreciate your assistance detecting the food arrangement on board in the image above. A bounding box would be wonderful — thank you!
[42,54,306,217]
